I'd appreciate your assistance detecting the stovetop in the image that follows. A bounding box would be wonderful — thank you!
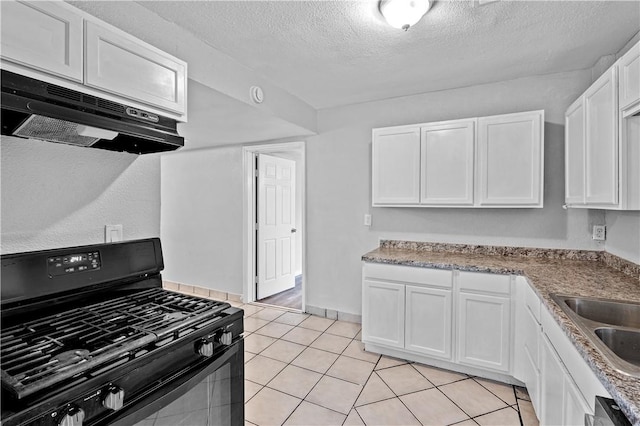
[1,287,231,400]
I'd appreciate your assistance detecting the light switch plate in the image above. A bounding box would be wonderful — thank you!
[364,214,372,227]
[105,224,123,242]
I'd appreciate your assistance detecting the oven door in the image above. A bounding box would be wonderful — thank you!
[104,339,243,426]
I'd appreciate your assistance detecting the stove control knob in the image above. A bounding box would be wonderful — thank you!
[197,340,214,357]
[58,406,85,426]
[216,331,233,346]
[102,386,125,411]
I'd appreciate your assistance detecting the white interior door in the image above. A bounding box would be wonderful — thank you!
[257,154,296,299]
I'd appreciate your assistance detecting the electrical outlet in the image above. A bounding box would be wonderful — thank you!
[592,225,606,241]
[364,214,372,227]
[105,225,123,243]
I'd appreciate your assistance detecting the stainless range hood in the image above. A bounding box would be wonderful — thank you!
[1,70,184,154]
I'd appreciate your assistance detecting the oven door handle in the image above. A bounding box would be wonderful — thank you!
[101,341,243,426]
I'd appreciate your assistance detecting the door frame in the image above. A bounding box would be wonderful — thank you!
[242,142,306,311]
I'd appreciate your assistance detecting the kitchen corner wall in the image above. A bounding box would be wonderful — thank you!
[160,146,244,294]
[605,210,640,264]
[306,69,606,317]
[0,136,161,254]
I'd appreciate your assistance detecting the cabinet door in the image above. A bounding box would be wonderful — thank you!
[420,120,475,205]
[457,292,510,372]
[362,280,405,348]
[521,306,541,414]
[372,126,421,205]
[85,21,187,114]
[405,285,452,359]
[541,334,591,426]
[584,67,618,205]
[0,1,83,81]
[477,111,544,206]
[565,98,586,205]
[540,335,564,426]
[563,374,592,426]
[618,41,640,110]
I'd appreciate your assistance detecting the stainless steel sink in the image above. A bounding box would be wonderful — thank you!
[551,294,640,377]
[594,328,640,367]
[564,297,640,328]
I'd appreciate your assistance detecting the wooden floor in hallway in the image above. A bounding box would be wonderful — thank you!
[258,275,302,310]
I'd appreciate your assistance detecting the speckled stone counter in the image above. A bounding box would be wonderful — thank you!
[362,241,640,425]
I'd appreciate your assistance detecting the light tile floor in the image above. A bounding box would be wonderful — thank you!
[236,303,540,426]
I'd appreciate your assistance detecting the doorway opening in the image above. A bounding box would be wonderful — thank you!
[242,142,305,312]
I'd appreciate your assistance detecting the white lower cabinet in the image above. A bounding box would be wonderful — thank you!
[563,374,592,426]
[362,279,405,349]
[457,292,510,372]
[362,263,509,378]
[540,334,565,426]
[363,261,615,425]
[514,277,542,414]
[405,285,452,360]
[541,334,591,426]
[513,278,612,425]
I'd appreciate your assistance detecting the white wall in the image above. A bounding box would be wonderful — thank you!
[160,146,244,293]
[606,211,640,264]
[305,69,604,316]
[1,136,161,254]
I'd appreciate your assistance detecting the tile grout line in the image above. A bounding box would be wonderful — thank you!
[247,313,364,425]
[244,310,527,426]
[471,376,519,407]
[372,363,430,425]
[348,355,384,423]
[276,321,360,425]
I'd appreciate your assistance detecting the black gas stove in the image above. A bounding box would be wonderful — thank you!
[1,238,244,426]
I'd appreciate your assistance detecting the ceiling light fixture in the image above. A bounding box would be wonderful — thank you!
[379,0,431,31]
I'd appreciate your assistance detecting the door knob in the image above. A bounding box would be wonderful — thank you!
[291,228,297,233]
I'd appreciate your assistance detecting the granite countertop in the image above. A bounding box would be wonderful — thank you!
[362,241,640,425]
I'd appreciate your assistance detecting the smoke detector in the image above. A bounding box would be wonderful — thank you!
[250,86,264,104]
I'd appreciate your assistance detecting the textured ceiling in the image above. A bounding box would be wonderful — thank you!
[137,0,640,109]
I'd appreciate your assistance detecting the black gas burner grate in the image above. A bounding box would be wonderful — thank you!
[0,288,229,399]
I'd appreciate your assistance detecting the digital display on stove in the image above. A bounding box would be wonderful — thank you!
[47,251,101,277]
[68,255,84,263]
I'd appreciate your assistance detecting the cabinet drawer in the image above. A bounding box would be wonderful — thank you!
[364,263,452,288]
[522,278,541,323]
[459,271,511,294]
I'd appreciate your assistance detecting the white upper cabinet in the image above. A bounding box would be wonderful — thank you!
[84,21,187,115]
[618,41,640,111]
[565,98,586,205]
[564,40,640,210]
[0,1,83,81]
[0,1,187,120]
[372,110,544,208]
[477,111,544,207]
[420,120,475,206]
[372,126,421,205]
[584,67,618,206]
